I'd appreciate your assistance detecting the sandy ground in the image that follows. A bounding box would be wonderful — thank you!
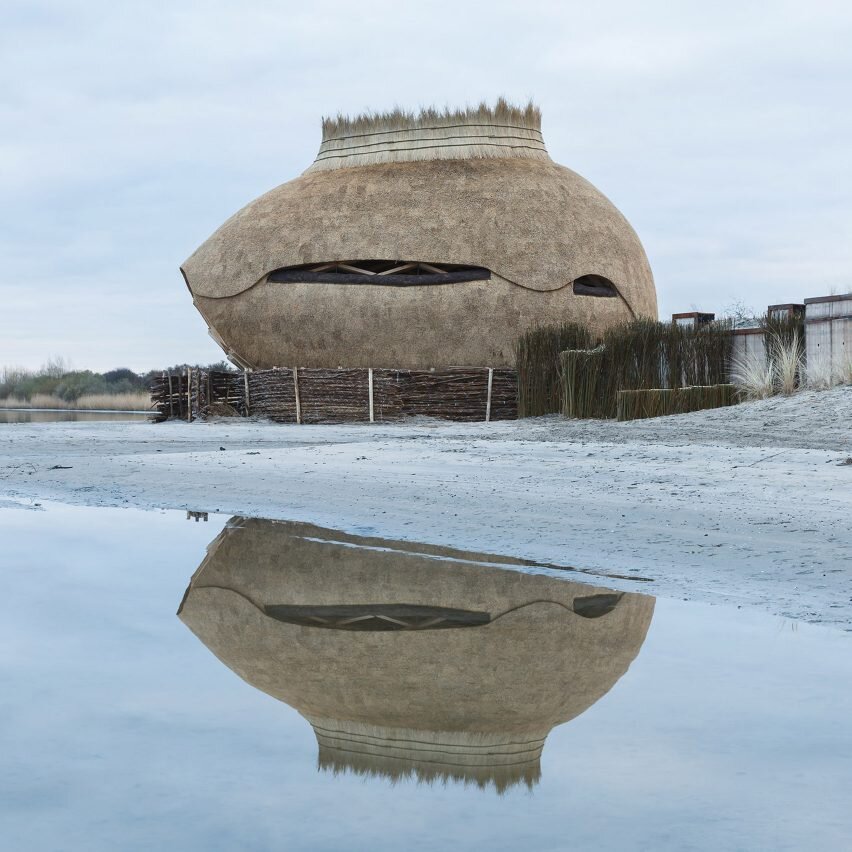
[2,386,850,629]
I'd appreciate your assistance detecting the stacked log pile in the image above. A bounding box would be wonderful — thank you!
[151,367,518,423]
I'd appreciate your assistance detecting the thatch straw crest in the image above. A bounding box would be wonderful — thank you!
[308,99,548,171]
[311,718,543,792]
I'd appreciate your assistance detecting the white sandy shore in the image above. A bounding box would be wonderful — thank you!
[2,387,851,628]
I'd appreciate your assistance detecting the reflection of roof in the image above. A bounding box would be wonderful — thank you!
[313,720,543,793]
[179,517,655,791]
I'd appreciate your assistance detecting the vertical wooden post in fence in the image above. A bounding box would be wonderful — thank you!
[165,372,174,418]
[293,367,302,424]
[243,370,251,416]
[186,367,192,422]
[485,367,493,422]
[368,368,374,423]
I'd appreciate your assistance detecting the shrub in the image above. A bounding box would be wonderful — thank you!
[730,348,774,400]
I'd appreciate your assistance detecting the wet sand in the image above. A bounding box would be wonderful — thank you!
[2,385,850,628]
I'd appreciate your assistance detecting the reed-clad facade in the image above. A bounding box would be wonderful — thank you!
[182,101,657,370]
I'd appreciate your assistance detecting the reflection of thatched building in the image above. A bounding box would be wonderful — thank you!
[182,101,657,370]
[178,518,655,791]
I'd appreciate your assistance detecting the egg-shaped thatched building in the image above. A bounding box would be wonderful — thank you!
[182,101,657,370]
[178,517,655,791]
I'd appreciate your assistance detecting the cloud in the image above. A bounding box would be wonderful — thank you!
[1,0,851,369]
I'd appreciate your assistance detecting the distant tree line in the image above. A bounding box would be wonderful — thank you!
[0,358,234,402]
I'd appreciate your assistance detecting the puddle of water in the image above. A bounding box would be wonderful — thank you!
[1,503,850,852]
[0,409,151,423]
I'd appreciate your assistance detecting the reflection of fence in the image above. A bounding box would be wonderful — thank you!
[151,367,517,424]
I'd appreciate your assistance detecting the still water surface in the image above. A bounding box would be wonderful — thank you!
[1,503,850,851]
[0,409,151,423]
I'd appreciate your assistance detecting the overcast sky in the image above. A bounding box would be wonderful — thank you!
[2,0,851,371]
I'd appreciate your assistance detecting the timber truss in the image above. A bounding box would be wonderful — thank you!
[267,260,491,286]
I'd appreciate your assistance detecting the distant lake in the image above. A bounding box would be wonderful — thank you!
[0,409,152,424]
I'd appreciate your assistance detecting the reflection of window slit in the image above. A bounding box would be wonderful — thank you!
[189,587,624,629]
[261,596,623,630]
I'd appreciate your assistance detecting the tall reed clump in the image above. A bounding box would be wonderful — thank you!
[560,347,606,418]
[560,319,733,419]
[516,322,595,417]
[766,313,805,395]
[769,331,804,395]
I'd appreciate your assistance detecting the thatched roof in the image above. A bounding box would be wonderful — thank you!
[178,517,655,792]
[310,99,547,171]
[183,155,654,306]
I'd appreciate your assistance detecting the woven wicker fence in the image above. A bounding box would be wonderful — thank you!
[151,367,517,424]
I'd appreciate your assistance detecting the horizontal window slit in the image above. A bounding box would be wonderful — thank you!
[573,274,618,297]
[267,260,491,286]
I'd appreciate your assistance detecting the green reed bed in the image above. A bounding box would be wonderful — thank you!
[516,322,594,417]
[556,319,733,419]
[616,384,736,421]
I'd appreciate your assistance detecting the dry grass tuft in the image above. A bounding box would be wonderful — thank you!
[731,332,805,399]
[75,392,152,410]
[770,331,804,396]
[0,392,151,411]
[730,350,775,400]
[0,395,29,408]
[0,393,69,409]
